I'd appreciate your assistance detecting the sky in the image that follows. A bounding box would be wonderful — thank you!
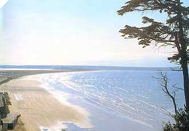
[0,0,188,67]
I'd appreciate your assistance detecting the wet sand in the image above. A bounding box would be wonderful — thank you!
[0,70,92,131]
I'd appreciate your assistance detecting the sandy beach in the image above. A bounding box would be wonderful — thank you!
[0,70,92,131]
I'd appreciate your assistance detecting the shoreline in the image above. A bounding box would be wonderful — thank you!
[0,69,174,131]
[0,70,93,131]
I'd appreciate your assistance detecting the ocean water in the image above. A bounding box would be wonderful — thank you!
[37,69,183,131]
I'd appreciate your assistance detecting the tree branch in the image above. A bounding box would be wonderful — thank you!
[158,72,178,114]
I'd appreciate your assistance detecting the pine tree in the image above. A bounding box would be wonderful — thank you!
[118,0,189,110]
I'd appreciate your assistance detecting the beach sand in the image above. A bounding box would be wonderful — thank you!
[0,71,92,131]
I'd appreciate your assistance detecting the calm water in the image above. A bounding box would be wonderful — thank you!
[40,70,183,131]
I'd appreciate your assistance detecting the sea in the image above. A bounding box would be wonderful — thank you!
[0,65,184,131]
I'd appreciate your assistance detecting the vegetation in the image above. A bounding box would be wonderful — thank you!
[118,0,189,111]
[117,0,189,130]
[157,72,189,131]
[163,108,189,131]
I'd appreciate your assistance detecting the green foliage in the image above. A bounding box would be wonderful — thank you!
[163,108,189,131]
[118,1,189,129]
[163,122,177,131]
[118,0,189,63]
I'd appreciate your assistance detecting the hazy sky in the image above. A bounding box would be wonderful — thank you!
[0,0,188,67]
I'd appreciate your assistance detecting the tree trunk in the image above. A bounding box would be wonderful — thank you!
[177,0,189,111]
[181,55,189,111]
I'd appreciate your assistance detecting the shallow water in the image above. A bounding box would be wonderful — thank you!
[39,70,183,131]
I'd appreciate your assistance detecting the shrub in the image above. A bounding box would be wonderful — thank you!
[163,108,189,131]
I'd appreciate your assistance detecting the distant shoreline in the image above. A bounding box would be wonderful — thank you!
[0,66,180,87]
[0,69,96,85]
[0,65,180,71]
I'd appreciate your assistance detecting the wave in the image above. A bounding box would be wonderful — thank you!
[23,70,183,131]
